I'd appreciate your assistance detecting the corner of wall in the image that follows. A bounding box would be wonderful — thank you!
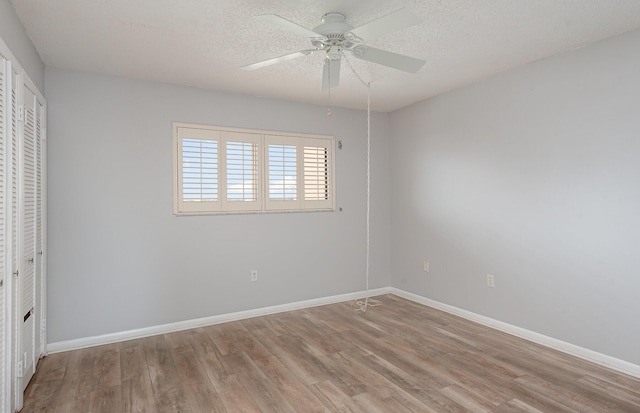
[0,0,45,91]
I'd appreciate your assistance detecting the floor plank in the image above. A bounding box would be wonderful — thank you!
[23,294,640,412]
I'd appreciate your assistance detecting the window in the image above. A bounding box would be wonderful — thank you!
[173,123,335,214]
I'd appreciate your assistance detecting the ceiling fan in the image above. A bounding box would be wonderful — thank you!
[241,9,426,89]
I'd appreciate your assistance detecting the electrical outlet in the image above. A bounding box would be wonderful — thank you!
[251,270,258,282]
[423,261,430,273]
[486,274,495,288]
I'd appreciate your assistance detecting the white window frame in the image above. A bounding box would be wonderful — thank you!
[173,122,335,215]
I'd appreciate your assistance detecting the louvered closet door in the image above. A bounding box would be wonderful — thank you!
[0,42,48,411]
[9,64,19,409]
[0,53,7,413]
[34,98,44,358]
[19,86,37,391]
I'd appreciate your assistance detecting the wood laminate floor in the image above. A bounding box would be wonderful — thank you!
[22,294,640,412]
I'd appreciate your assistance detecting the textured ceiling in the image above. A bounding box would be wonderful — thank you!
[11,0,640,112]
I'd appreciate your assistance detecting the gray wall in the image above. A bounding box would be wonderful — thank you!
[38,10,640,366]
[45,68,390,343]
[390,30,640,365]
[0,0,44,91]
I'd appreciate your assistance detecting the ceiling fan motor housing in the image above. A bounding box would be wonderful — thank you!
[312,12,357,53]
[314,12,353,34]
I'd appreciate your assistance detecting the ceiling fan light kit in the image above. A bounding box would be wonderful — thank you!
[242,8,426,90]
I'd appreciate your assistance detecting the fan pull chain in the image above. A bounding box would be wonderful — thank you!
[327,60,332,117]
[352,82,381,312]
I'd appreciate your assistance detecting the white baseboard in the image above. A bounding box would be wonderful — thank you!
[390,287,640,379]
[47,287,391,354]
[47,286,640,380]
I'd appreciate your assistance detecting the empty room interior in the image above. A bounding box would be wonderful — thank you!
[1,0,640,412]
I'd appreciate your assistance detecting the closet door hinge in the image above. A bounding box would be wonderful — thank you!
[18,105,25,122]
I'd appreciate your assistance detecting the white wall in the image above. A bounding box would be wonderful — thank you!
[390,29,640,365]
[45,68,390,343]
[0,0,44,91]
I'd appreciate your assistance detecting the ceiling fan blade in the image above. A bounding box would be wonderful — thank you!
[256,14,321,38]
[348,8,421,41]
[352,45,425,73]
[241,50,315,71]
[321,58,341,90]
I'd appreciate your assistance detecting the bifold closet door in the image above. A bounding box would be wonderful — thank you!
[34,95,44,359]
[18,85,38,392]
[6,57,20,413]
[10,64,19,409]
[0,38,47,412]
[0,52,7,413]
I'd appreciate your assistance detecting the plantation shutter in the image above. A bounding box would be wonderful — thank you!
[174,123,333,214]
[175,127,221,213]
[221,131,261,212]
[301,137,333,210]
[265,135,299,211]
